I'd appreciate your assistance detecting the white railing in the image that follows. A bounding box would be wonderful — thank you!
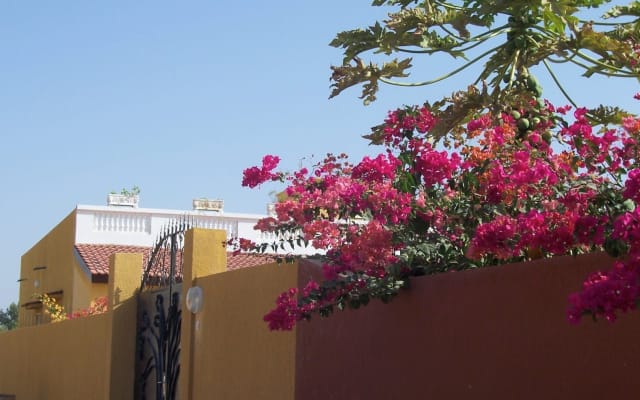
[193,218,238,239]
[92,212,151,234]
[76,205,262,248]
[75,204,319,255]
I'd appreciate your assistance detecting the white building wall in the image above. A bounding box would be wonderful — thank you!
[74,205,317,255]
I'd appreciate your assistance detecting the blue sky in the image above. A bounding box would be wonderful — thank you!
[0,1,637,308]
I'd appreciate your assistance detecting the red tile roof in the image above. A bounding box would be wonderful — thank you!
[75,244,150,283]
[227,253,277,270]
[74,244,278,283]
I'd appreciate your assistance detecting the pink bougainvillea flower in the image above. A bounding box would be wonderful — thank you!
[244,96,640,330]
[241,155,282,188]
[567,261,640,323]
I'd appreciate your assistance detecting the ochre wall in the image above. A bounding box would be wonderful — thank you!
[295,253,640,400]
[19,210,80,327]
[72,264,108,313]
[12,225,639,400]
[1,251,141,400]
[0,314,111,399]
[188,262,298,400]
[106,253,142,400]
[18,208,109,327]
[8,227,299,399]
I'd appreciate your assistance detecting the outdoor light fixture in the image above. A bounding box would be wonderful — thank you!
[186,286,203,314]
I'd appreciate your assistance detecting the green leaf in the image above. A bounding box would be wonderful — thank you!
[329,57,412,104]
[623,199,636,212]
[604,2,640,18]
[588,105,633,125]
[328,0,640,106]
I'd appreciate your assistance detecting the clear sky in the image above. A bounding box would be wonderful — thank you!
[0,1,637,308]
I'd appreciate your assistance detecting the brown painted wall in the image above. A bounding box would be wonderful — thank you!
[295,253,640,400]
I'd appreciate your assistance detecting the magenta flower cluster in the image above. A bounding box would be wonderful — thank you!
[241,155,282,188]
[242,99,640,330]
[567,261,640,323]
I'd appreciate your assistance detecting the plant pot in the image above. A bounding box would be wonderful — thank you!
[107,194,139,208]
[192,198,223,212]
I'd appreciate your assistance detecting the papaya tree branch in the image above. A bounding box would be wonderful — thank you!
[379,44,503,87]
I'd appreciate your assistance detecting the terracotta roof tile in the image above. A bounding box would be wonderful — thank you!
[74,244,277,282]
[227,253,277,270]
[75,244,150,283]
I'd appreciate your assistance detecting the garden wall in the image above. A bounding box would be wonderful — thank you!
[1,229,297,400]
[4,228,640,400]
[184,262,298,400]
[0,253,140,400]
[0,313,112,399]
[175,228,298,400]
[295,253,640,399]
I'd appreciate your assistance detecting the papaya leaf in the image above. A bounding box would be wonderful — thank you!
[588,105,634,125]
[604,2,640,18]
[330,57,412,104]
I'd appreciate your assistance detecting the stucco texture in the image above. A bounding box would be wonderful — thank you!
[295,253,640,400]
[0,314,111,399]
[187,262,298,400]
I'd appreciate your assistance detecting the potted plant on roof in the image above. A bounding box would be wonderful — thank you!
[108,185,141,208]
[192,197,224,212]
[240,0,640,330]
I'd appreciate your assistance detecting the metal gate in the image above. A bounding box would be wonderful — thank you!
[135,221,190,400]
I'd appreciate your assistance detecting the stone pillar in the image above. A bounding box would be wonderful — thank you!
[106,252,143,400]
[179,228,227,400]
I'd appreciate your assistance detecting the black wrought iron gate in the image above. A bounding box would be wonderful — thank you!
[135,221,189,400]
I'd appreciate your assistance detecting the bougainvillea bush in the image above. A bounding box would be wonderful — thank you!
[240,0,640,330]
[40,294,108,322]
[244,97,640,329]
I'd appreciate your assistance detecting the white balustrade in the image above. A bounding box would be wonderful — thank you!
[92,212,150,234]
[75,204,319,255]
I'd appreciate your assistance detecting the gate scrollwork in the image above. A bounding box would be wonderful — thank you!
[135,220,190,400]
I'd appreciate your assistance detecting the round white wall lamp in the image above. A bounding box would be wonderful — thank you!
[186,286,203,314]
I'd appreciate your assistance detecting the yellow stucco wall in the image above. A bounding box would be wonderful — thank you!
[72,266,92,310]
[18,208,109,327]
[72,264,108,313]
[188,261,298,400]
[19,210,79,327]
[1,251,141,399]
[106,253,142,400]
[0,314,111,399]
[8,228,299,399]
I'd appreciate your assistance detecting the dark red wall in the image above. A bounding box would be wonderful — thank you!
[295,253,640,400]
